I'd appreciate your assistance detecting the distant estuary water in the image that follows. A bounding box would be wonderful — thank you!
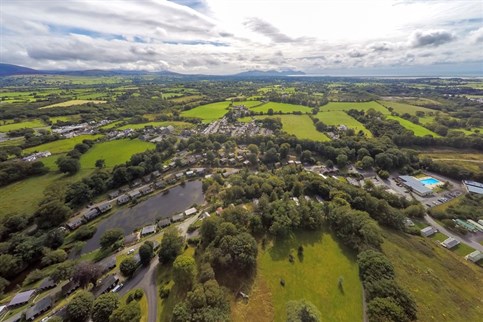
[82,180,204,254]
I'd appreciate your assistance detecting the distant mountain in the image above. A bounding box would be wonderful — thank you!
[0,63,41,76]
[233,69,306,77]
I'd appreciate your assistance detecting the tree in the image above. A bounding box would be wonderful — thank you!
[44,228,65,249]
[0,254,21,279]
[377,170,390,180]
[51,259,76,282]
[172,255,196,290]
[92,293,119,322]
[375,153,393,171]
[109,300,141,322]
[65,182,92,206]
[286,299,321,322]
[367,297,408,322]
[336,154,348,168]
[100,228,124,249]
[158,227,184,264]
[41,249,67,267]
[73,261,103,287]
[95,159,105,169]
[139,241,154,266]
[361,155,374,169]
[403,204,425,218]
[280,143,290,159]
[35,200,71,229]
[56,156,81,175]
[214,232,258,273]
[66,290,94,322]
[120,257,138,277]
[357,250,395,283]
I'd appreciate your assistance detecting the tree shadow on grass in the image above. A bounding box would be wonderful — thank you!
[268,229,324,262]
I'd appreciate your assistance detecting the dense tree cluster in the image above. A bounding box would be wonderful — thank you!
[0,160,48,186]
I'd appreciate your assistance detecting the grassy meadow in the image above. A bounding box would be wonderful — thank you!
[250,102,312,114]
[40,99,107,109]
[316,111,372,137]
[231,231,362,322]
[378,100,437,116]
[181,101,231,122]
[117,121,193,130]
[321,101,389,114]
[234,100,263,108]
[0,119,46,132]
[23,134,103,155]
[386,115,440,137]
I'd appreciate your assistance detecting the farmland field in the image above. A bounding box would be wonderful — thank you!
[234,100,263,108]
[49,115,81,123]
[117,121,194,130]
[419,151,483,173]
[250,102,312,114]
[321,101,389,114]
[40,99,107,108]
[382,230,483,322]
[80,138,155,169]
[386,115,440,137]
[181,101,231,122]
[231,231,362,322]
[0,119,46,132]
[169,95,204,104]
[316,111,372,137]
[378,100,438,116]
[23,134,103,155]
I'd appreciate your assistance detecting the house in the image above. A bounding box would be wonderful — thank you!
[154,181,166,189]
[463,180,483,195]
[171,213,184,222]
[465,250,483,263]
[158,218,171,228]
[152,170,161,178]
[94,275,119,297]
[420,226,437,237]
[62,280,80,296]
[175,172,184,180]
[83,208,100,222]
[66,217,84,230]
[3,311,25,322]
[108,191,120,199]
[8,290,36,308]
[117,194,130,205]
[124,233,140,246]
[25,296,53,321]
[38,277,57,292]
[97,202,112,214]
[140,186,154,195]
[186,170,195,177]
[243,160,251,166]
[131,179,142,187]
[441,237,460,249]
[199,212,211,220]
[185,207,197,216]
[102,258,117,273]
[128,190,142,199]
[141,225,157,236]
[398,176,433,197]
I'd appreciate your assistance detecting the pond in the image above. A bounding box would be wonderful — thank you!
[82,180,204,253]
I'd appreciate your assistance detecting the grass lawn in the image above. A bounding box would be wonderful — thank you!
[378,100,437,116]
[316,111,372,137]
[234,100,263,108]
[321,101,389,114]
[50,115,81,123]
[169,95,204,104]
[80,139,155,169]
[386,115,440,137]
[382,229,483,322]
[120,289,149,322]
[181,101,231,122]
[23,134,103,155]
[250,102,312,114]
[117,121,193,130]
[231,230,362,322]
[0,119,46,132]
[40,99,107,108]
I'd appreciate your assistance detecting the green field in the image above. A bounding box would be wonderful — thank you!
[232,231,362,322]
[80,139,155,169]
[49,115,81,123]
[23,134,103,155]
[378,100,438,116]
[250,102,312,114]
[0,119,46,132]
[316,111,372,137]
[40,99,107,109]
[181,101,231,122]
[383,230,483,322]
[234,100,263,108]
[117,121,194,130]
[321,101,389,114]
[169,95,204,104]
[386,115,440,137]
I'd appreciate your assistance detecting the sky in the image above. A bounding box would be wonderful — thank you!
[1,0,482,75]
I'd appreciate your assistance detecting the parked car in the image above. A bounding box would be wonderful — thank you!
[127,248,135,255]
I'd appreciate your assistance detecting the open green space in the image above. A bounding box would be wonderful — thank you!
[232,230,362,322]
[40,99,107,109]
[386,115,440,137]
[250,102,312,114]
[321,101,389,114]
[316,111,372,137]
[49,115,81,123]
[378,100,438,115]
[233,100,263,108]
[382,230,483,322]
[169,95,204,104]
[23,134,103,155]
[117,121,193,130]
[0,119,46,132]
[181,101,231,122]
[80,139,155,169]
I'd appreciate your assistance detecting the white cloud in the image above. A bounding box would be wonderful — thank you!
[0,0,481,74]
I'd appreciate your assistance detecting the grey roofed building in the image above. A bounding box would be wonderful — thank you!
[154,181,166,189]
[38,277,57,291]
[420,226,437,237]
[141,225,157,236]
[140,186,154,195]
[184,207,197,216]
[158,218,171,228]
[465,250,483,262]
[117,194,130,205]
[8,289,36,307]
[152,170,161,177]
[124,233,139,246]
[94,274,119,297]
[25,296,53,321]
[97,202,112,213]
[61,280,80,296]
[66,217,84,230]
[102,257,117,272]
[441,237,460,249]
[171,213,184,222]
[399,175,433,196]
[83,208,100,221]
[3,311,24,322]
[463,180,483,195]
[108,190,120,199]
[128,190,142,199]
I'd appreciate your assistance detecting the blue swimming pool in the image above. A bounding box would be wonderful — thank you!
[420,177,440,185]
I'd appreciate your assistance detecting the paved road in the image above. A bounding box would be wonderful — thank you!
[119,215,200,322]
[424,214,483,252]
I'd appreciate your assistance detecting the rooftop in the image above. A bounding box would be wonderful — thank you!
[399,175,432,195]
[8,289,36,307]
[463,180,483,195]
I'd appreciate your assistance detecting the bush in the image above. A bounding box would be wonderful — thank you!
[159,284,171,299]
[73,225,97,241]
